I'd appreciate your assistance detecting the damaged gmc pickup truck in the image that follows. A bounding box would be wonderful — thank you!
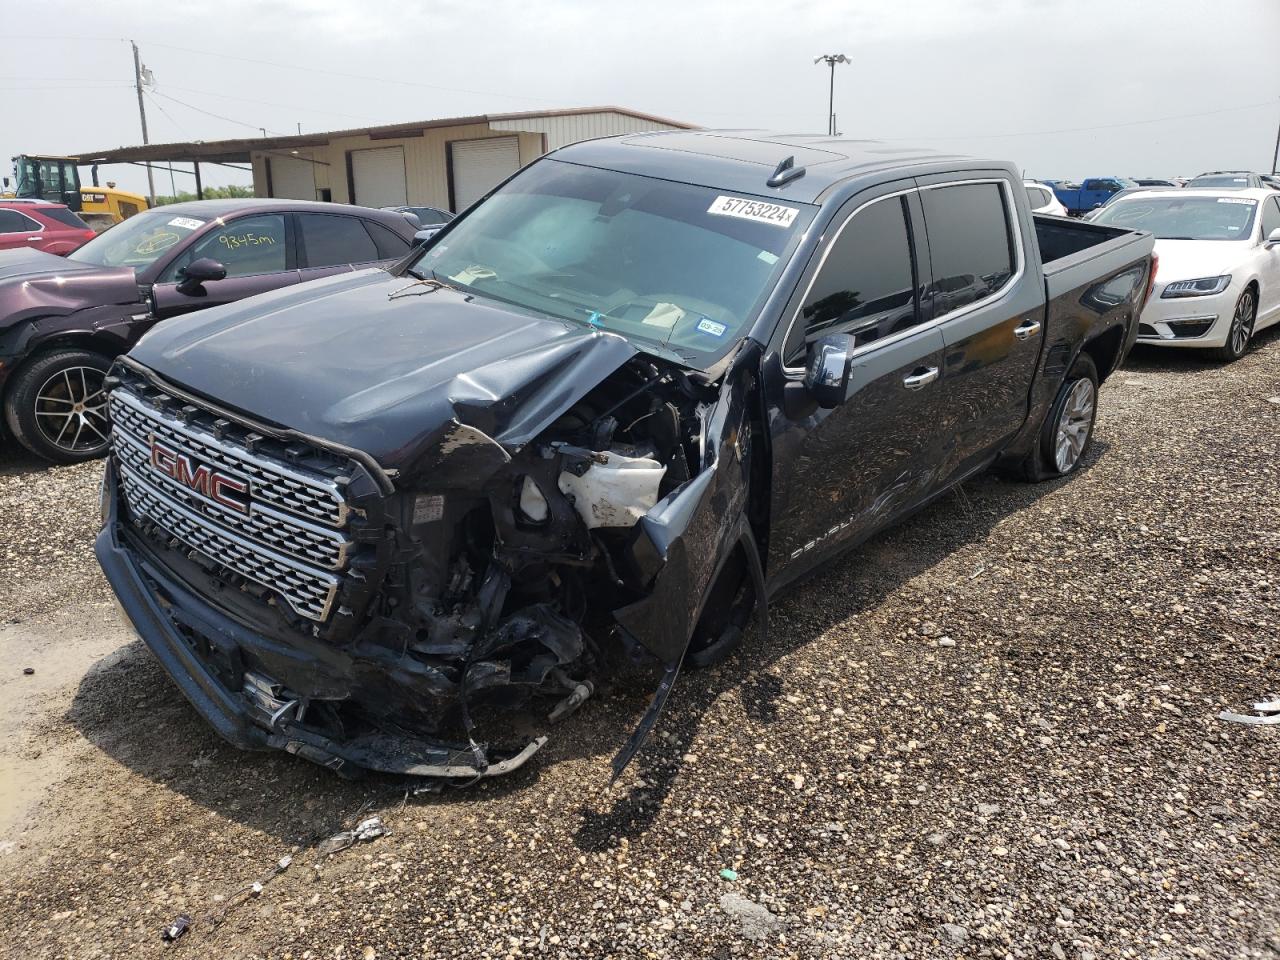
[96,131,1156,782]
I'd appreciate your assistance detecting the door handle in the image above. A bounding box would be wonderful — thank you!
[903,366,939,390]
[1014,319,1042,340]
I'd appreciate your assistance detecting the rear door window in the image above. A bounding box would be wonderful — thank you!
[1025,186,1051,208]
[364,220,412,259]
[920,182,1016,316]
[787,194,922,364]
[41,207,91,229]
[298,214,379,267]
[0,209,40,234]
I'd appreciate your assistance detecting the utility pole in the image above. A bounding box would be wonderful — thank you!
[813,54,850,136]
[1272,99,1280,174]
[130,40,155,205]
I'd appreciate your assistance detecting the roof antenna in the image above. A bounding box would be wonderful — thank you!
[767,155,805,188]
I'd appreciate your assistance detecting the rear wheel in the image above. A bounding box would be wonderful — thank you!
[4,350,114,464]
[1210,287,1255,363]
[1007,353,1099,482]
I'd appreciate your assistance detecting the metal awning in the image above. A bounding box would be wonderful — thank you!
[72,106,693,166]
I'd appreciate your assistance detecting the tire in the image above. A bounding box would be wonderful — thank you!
[4,349,114,464]
[1210,287,1256,363]
[1005,354,1099,483]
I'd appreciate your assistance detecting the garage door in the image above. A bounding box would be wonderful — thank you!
[450,137,519,212]
[269,155,316,201]
[350,146,407,208]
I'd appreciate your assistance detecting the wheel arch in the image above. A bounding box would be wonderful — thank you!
[2,330,124,404]
[1079,323,1126,385]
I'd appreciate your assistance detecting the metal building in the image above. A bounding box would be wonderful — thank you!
[76,107,692,213]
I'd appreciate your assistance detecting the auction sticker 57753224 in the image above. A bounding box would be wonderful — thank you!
[707,196,799,227]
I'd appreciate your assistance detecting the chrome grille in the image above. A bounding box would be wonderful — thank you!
[110,390,346,525]
[110,386,353,622]
[113,430,349,570]
[119,465,339,620]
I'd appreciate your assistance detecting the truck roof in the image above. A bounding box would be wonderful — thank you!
[550,130,983,204]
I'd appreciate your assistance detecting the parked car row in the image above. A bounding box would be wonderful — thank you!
[1032,170,1280,219]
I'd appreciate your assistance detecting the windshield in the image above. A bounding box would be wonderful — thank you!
[1092,195,1258,240]
[68,208,208,274]
[1188,175,1250,188]
[407,159,814,362]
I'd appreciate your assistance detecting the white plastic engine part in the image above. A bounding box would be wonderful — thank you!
[558,450,667,529]
[519,475,550,522]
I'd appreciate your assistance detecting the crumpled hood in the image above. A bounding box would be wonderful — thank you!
[128,268,642,470]
[0,248,140,333]
[1152,239,1244,286]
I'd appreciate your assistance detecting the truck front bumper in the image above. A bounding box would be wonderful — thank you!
[94,460,545,780]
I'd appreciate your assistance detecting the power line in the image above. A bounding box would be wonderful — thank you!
[149,90,288,136]
[158,83,373,123]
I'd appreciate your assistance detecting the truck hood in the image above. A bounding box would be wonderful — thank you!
[1152,239,1244,284]
[127,268,643,470]
[0,248,141,333]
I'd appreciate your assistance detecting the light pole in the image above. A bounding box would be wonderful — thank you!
[813,54,849,136]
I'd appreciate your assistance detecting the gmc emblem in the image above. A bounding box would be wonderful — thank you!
[149,439,250,516]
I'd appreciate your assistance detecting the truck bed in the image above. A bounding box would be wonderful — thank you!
[1034,214,1153,303]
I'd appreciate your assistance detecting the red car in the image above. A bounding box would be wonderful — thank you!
[0,201,97,255]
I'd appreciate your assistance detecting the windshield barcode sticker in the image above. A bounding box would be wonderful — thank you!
[167,216,206,230]
[1216,197,1256,205]
[708,196,798,227]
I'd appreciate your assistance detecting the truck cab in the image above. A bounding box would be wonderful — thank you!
[1053,177,1138,217]
[9,155,83,211]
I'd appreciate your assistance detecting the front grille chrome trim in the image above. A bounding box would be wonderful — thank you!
[119,462,340,621]
[110,389,348,526]
[112,427,351,570]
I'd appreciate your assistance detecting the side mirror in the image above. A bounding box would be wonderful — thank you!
[1268,227,1280,245]
[802,333,855,409]
[412,227,442,247]
[177,257,227,295]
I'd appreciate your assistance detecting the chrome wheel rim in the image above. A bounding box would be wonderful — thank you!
[34,366,111,454]
[1229,291,1254,357]
[1054,377,1095,473]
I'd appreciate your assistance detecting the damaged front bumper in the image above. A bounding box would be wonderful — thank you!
[96,461,547,780]
[96,340,766,784]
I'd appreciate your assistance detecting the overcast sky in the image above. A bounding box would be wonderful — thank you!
[4,0,1278,197]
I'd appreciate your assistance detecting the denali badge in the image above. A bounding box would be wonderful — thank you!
[149,439,250,515]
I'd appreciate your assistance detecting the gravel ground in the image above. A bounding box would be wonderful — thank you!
[0,334,1278,959]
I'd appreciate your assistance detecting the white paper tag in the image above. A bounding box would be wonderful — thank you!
[696,317,727,337]
[707,196,798,227]
[167,216,206,230]
[1216,197,1256,205]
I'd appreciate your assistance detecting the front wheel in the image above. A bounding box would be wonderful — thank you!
[4,349,114,464]
[1210,287,1256,363]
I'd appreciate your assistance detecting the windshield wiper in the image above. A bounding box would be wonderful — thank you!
[389,271,464,300]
